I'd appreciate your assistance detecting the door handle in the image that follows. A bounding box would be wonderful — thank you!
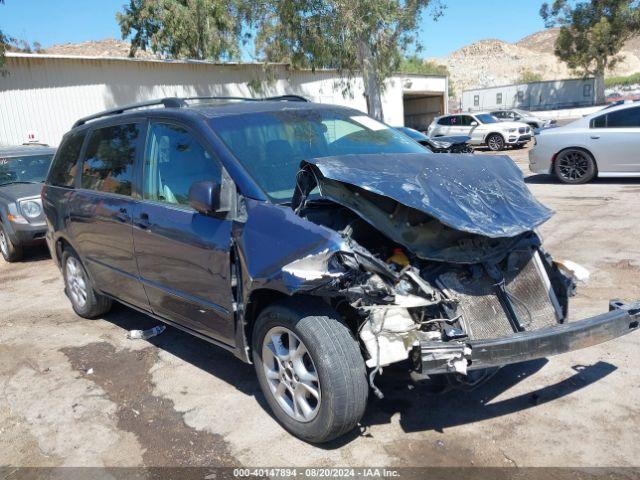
[115,207,130,223]
[590,135,600,139]
[136,212,151,230]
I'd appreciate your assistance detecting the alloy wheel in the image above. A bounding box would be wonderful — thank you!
[66,256,88,308]
[488,135,504,151]
[0,229,8,258]
[557,151,590,182]
[262,327,321,422]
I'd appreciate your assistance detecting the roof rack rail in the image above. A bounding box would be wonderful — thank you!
[72,94,309,128]
[179,94,309,103]
[73,97,185,128]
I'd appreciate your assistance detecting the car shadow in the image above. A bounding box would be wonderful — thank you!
[20,244,51,262]
[359,360,616,436]
[525,174,640,185]
[99,304,617,448]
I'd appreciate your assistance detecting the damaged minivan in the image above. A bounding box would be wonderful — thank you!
[43,97,639,443]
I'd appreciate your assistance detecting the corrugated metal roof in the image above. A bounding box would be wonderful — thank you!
[5,52,447,77]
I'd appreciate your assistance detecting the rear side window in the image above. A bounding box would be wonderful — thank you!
[81,123,141,195]
[591,107,640,128]
[437,116,451,126]
[460,115,475,126]
[143,122,221,206]
[47,132,85,187]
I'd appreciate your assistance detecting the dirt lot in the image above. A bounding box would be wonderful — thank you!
[1,144,639,469]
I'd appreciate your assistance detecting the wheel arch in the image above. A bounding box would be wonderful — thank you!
[484,131,505,142]
[241,289,360,362]
[552,146,599,176]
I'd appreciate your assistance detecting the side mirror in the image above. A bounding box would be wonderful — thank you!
[188,181,222,215]
[470,121,478,126]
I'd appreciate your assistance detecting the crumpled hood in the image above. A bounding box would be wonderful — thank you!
[294,153,553,238]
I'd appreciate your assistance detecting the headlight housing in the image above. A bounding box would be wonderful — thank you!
[19,199,42,219]
[507,128,517,133]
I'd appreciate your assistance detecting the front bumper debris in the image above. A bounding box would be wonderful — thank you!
[420,300,640,374]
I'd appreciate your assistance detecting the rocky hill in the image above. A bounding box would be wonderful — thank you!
[43,39,158,59]
[437,28,640,94]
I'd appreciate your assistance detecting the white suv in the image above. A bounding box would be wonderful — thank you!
[427,112,532,151]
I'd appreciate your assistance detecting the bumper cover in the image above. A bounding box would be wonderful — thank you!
[420,300,640,374]
[5,220,47,246]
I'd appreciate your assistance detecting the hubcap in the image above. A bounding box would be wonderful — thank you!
[0,229,8,257]
[66,257,88,308]
[558,151,589,181]
[262,327,321,422]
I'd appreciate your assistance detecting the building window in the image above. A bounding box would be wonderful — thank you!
[584,84,592,97]
[473,95,479,107]
[496,93,502,105]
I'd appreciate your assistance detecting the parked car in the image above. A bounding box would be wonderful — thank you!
[601,99,639,110]
[529,103,640,184]
[0,144,56,262]
[394,126,473,153]
[490,109,556,130]
[427,112,532,151]
[43,97,639,443]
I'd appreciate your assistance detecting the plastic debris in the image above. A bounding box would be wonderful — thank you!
[128,325,166,340]
[86,368,93,375]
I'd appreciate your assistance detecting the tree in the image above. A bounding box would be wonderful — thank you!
[517,68,543,84]
[399,55,448,76]
[540,0,640,104]
[0,0,6,75]
[251,1,444,120]
[399,55,455,96]
[117,0,248,60]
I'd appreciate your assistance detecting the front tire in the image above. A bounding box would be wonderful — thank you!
[0,224,23,262]
[62,250,112,318]
[486,133,505,151]
[252,298,368,443]
[554,148,596,184]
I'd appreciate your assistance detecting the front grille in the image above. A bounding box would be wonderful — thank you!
[437,250,561,340]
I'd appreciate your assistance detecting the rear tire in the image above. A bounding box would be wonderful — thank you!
[62,249,112,318]
[0,224,23,262]
[486,133,505,151]
[554,148,596,184]
[252,297,368,443]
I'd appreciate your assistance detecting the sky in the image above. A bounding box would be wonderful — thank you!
[0,0,548,59]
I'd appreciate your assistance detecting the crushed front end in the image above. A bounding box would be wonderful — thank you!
[289,153,640,390]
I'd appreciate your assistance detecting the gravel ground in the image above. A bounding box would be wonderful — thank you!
[1,143,639,469]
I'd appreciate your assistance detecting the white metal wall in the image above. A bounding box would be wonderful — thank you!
[0,54,446,146]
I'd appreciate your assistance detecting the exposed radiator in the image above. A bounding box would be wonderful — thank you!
[437,250,562,340]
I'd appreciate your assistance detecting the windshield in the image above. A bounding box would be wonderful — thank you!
[395,127,429,142]
[0,154,53,186]
[210,108,425,201]
[475,114,498,124]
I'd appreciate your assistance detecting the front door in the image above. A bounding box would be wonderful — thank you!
[132,121,235,344]
[68,122,149,310]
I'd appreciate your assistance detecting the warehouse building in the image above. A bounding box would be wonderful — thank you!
[0,52,448,146]
[461,77,596,112]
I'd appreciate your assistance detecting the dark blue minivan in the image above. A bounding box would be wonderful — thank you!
[43,97,639,443]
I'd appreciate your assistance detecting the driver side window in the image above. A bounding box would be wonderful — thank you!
[143,122,222,206]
